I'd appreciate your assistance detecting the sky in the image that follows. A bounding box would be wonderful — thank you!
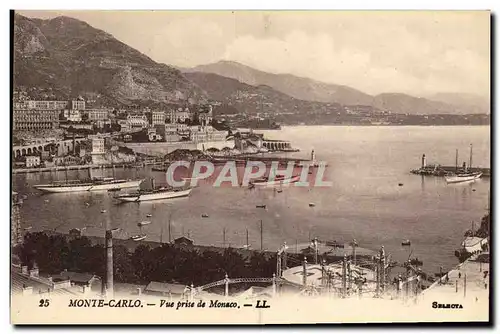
[17,10,490,98]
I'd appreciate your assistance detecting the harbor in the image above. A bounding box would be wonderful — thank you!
[12,126,491,276]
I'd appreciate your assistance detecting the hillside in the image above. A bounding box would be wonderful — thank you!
[13,14,207,106]
[373,93,468,115]
[427,93,490,114]
[185,60,373,106]
[184,72,344,122]
[187,61,489,116]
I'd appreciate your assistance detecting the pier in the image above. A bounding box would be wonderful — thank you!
[410,153,490,177]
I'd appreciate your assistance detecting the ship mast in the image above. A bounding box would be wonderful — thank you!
[455,149,458,172]
[260,220,263,251]
[469,143,473,171]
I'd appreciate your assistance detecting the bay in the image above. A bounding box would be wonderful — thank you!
[13,125,490,274]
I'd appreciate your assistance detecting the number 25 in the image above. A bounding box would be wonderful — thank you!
[39,299,49,307]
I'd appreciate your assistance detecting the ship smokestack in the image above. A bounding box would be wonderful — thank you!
[421,154,426,168]
[311,149,316,162]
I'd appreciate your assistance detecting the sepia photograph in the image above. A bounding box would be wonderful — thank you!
[10,9,491,324]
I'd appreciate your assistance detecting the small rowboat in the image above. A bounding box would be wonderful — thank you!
[130,234,147,241]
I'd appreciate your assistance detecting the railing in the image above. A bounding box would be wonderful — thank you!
[194,277,281,294]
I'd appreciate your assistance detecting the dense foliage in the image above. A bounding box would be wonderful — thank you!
[15,232,280,286]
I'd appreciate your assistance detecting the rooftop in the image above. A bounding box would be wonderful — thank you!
[144,282,187,295]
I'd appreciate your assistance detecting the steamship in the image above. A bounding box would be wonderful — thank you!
[34,177,144,193]
[114,178,193,202]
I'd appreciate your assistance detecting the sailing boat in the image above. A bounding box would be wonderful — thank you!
[130,221,147,241]
[445,144,482,184]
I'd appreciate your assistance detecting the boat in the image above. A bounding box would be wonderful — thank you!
[201,214,209,218]
[249,174,301,187]
[130,234,147,241]
[398,183,404,187]
[309,203,316,207]
[146,214,152,218]
[445,172,482,184]
[115,186,193,202]
[101,209,107,213]
[34,177,144,193]
[445,144,482,184]
[402,239,411,246]
[256,204,267,209]
[138,221,151,227]
[152,167,169,172]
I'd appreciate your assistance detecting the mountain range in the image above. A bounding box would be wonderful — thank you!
[13,14,207,106]
[184,61,489,115]
[13,13,489,117]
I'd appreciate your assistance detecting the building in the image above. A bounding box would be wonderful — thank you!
[71,100,86,110]
[11,265,81,297]
[143,281,188,298]
[13,109,60,131]
[87,108,109,122]
[151,111,166,126]
[55,270,98,288]
[63,109,82,122]
[197,105,213,126]
[155,124,180,142]
[127,114,149,130]
[25,156,40,168]
[117,120,131,133]
[168,108,191,124]
[174,236,194,247]
[89,137,105,155]
[26,100,69,110]
[189,126,228,143]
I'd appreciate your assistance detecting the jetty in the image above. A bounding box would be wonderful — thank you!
[411,154,490,177]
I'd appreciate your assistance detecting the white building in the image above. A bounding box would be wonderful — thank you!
[127,114,148,129]
[26,100,68,110]
[151,111,166,126]
[87,109,109,122]
[189,126,227,142]
[89,137,105,155]
[25,156,40,168]
[63,109,82,122]
[71,100,86,110]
